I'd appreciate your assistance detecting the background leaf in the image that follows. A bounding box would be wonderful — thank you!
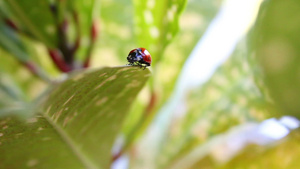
[217,129,300,169]
[0,66,150,169]
[156,40,272,169]
[3,0,57,48]
[249,0,300,118]
[62,0,100,61]
[133,0,188,64]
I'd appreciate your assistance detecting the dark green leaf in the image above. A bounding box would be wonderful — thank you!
[217,130,300,169]
[0,23,29,62]
[67,0,100,60]
[4,0,57,48]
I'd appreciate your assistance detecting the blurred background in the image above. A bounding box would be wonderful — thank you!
[1,0,300,168]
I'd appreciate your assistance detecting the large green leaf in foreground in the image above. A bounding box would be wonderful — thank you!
[0,66,150,169]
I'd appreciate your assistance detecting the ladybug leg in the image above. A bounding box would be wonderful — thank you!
[136,63,142,69]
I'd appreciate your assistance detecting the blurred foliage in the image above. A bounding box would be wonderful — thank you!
[249,0,300,118]
[3,0,57,48]
[0,67,150,168]
[0,0,300,168]
[0,23,29,61]
[61,0,100,61]
[122,0,222,155]
[218,129,300,169]
[132,0,187,65]
[156,40,272,169]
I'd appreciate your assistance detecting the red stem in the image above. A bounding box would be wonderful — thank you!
[145,91,157,115]
[22,61,51,82]
[83,21,99,68]
[112,149,123,162]
[48,49,71,72]
[91,20,98,42]
[4,18,18,31]
[23,61,39,76]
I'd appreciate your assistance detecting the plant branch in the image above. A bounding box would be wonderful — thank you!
[71,11,80,55]
[48,49,71,72]
[4,18,19,31]
[22,61,51,82]
[49,3,75,70]
[83,20,98,68]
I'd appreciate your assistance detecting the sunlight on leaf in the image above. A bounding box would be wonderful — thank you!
[217,130,300,169]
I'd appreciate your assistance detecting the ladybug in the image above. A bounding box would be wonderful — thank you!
[127,48,151,69]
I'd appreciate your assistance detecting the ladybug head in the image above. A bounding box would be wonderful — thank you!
[127,49,139,63]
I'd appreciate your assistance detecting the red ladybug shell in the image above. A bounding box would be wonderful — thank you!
[139,48,152,64]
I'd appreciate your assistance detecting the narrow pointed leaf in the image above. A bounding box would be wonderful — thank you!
[0,23,29,62]
[4,0,57,48]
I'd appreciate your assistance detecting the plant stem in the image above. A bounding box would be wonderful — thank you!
[71,11,80,55]
[22,61,51,82]
[83,20,98,68]
[4,18,19,31]
[57,19,74,66]
[49,3,76,70]
[48,49,71,72]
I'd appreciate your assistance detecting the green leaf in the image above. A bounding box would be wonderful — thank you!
[0,66,151,169]
[97,0,135,63]
[0,73,23,101]
[169,124,300,169]
[123,1,222,164]
[0,23,29,62]
[133,0,188,64]
[63,0,100,60]
[216,130,300,169]
[4,0,57,48]
[249,0,300,118]
[156,41,271,168]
